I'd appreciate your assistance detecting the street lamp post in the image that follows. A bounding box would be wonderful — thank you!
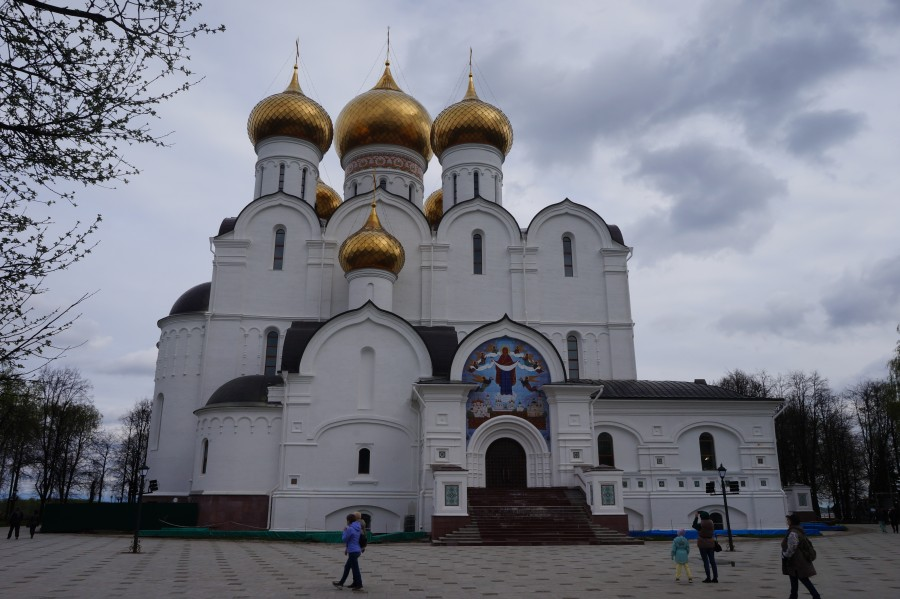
[131,464,149,554]
[717,463,735,552]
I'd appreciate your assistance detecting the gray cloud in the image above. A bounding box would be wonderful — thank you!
[822,254,900,327]
[716,298,815,336]
[784,110,866,161]
[627,140,786,257]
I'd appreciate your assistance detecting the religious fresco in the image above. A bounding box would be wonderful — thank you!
[463,336,551,447]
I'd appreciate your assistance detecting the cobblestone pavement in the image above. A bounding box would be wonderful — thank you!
[2,525,899,598]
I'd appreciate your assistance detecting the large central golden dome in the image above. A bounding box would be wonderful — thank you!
[335,61,432,162]
[339,200,406,275]
[247,65,333,154]
[431,72,513,158]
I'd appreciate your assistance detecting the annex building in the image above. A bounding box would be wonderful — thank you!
[146,49,787,536]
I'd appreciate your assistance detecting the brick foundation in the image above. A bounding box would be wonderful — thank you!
[431,515,471,539]
[591,514,629,534]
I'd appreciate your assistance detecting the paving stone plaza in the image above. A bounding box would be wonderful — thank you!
[2,525,899,598]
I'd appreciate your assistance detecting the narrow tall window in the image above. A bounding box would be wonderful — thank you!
[473,171,480,197]
[278,163,285,192]
[597,432,615,467]
[264,331,278,376]
[452,173,458,204]
[567,335,580,379]
[257,166,265,197]
[699,433,716,471]
[409,184,413,202]
[273,228,286,270]
[473,233,483,275]
[301,167,307,200]
[358,448,371,474]
[379,178,386,189]
[201,438,209,474]
[563,235,574,277]
[353,181,358,196]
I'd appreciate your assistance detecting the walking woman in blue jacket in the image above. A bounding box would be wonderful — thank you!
[333,513,364,591]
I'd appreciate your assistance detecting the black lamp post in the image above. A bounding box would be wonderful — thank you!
[717,463,735,551]
[131,464,149,554]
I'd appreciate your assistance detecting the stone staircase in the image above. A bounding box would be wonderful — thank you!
[433,487,642,546]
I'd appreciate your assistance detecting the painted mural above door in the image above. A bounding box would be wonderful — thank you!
[462,336,551,447]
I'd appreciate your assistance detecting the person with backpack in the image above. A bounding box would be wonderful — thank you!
[781,513,821,599]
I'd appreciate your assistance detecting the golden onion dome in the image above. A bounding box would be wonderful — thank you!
[315,180,341,220]
[339,201,405,275]
[431,71,513,158]
[247,64,333,154]
[334,61,432,162]
[423,189,443,229]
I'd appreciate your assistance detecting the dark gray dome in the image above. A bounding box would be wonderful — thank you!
[169,282,211,316]
[205,374,284,407]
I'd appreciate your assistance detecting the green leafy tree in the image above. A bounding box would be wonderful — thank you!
[0,1,222,368]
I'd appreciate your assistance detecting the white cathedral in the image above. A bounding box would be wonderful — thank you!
[146,51,788,537]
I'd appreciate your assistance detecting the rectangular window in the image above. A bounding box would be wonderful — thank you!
[694,480,700,488]
[798,493,808,507]
[658,480,665,488]
[445,484,460,507]
[740,480,746,487]
[761,479,768,487]
[637,480,644,489]
[678,480,685,488]
[601,484,616,506]
[567,336,580,379]
[473,234,483,275]
[757,456,765,465]
[655,456,664,466]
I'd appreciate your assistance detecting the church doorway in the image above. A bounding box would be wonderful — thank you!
[485,438,527,488]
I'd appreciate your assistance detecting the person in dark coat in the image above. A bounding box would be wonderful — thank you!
[6,508,23,539]
[691,511,718,583]
[781,513,821,599]
[27,512,39,538]
[889,506,899,534]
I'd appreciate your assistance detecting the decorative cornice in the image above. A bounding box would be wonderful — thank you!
[345,151,424,179]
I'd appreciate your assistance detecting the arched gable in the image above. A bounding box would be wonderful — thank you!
[451,315,565,383]
[673,421,746,445]
[297,301,432,378]
[325,192,432,242]
[231,193,320,239]
[526,198,624,249]
[309,415,415,444]
[436,198,522,245]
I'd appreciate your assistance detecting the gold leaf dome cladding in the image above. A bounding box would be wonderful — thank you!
[423,189,443,229]
[339,202,406,275]
[247,66,333,154]
[315,180,341,220]
[431,74,513,158]
[335,63,432,162]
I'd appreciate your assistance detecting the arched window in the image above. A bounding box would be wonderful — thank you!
[711,512,724,530]
[699,433,716,471]
[597,432,615,467]
[452,173,458,204]
[301,167,307,200]
[264,330,279,376]
[379,178,387,189]
[358,448,371,474]
[353,181,358,196]
[201,438,209,474]
[563,235,574,277]
[567,335,580,379]
[473,233,483,275]
[408,183,413,202]
[278,163,286,192]
[473,171,480,197]
[273,228,286,270]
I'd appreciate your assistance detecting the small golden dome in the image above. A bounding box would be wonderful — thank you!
[247,65,333,154]
[315,180,341,220]
[431,72,513,158]
[335,62,432,162]
[339,201,406,275]
[423,189,443,229]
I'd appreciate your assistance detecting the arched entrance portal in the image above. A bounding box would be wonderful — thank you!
[485,438,527,488]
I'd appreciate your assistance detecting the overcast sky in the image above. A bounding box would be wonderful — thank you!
[35,0,900,424]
